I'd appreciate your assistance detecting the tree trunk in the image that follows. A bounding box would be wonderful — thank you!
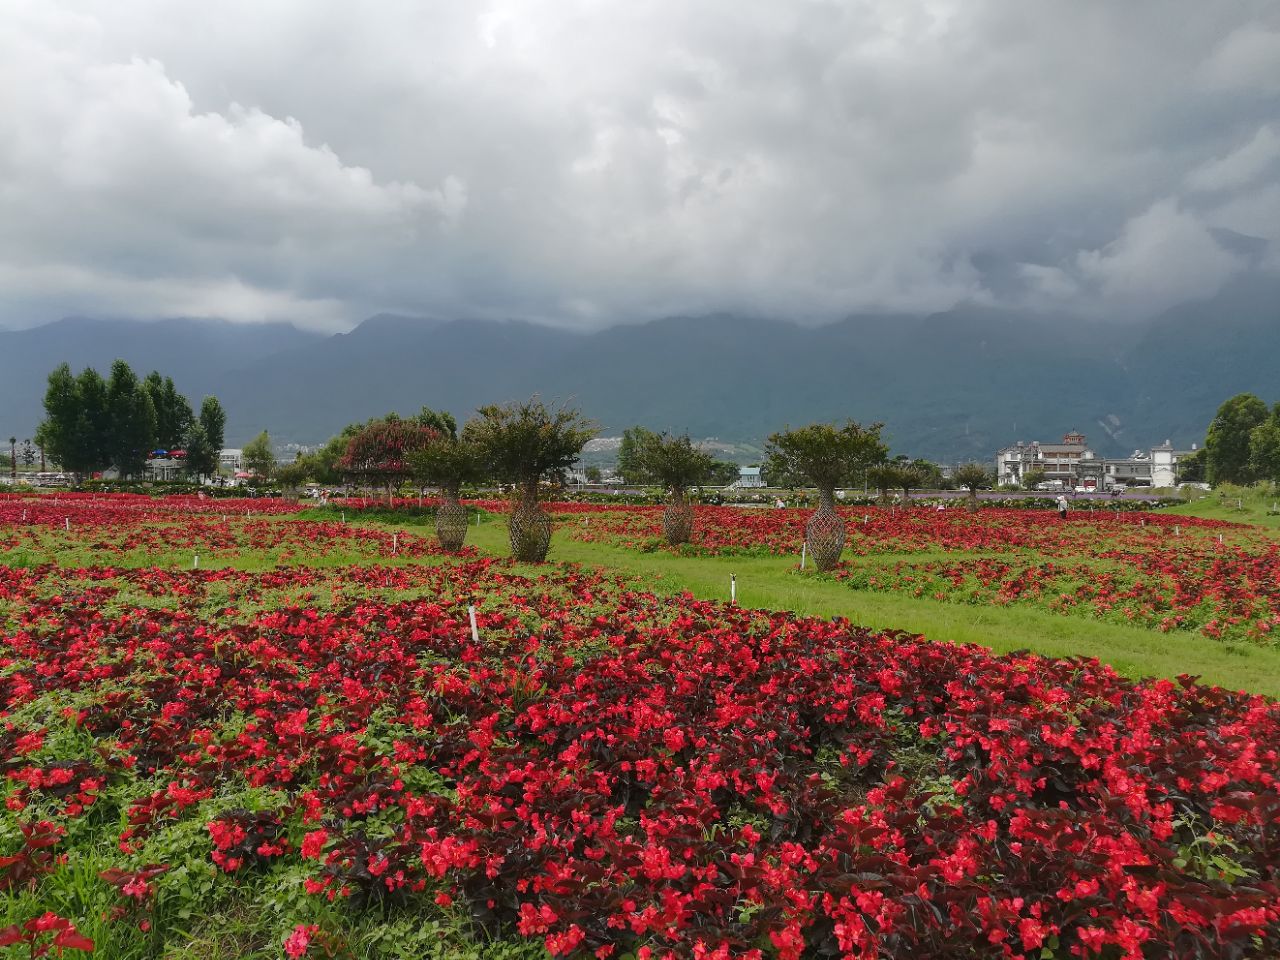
[508,481,552,562]
[663,487,694,545]
[805,487,846,571]
[435,487,469,551]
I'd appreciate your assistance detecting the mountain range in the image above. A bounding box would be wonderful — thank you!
[2,276,1278,462]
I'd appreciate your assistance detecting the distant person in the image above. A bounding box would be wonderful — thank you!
[1056,495,1069,520]
[775,498,785,509]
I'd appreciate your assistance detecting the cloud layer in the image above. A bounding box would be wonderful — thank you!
[2,0,1278,330]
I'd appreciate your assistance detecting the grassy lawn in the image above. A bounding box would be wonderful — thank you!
[1162,486,1280,530]
[301,508,1280,697]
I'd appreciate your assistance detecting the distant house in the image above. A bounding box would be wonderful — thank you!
[220,449,244,473]
[1150,441,1197,488]
[733,466,765,488]
[995,432,1096,487]
[996,433,1198,489]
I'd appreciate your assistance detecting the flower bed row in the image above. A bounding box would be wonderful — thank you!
[2,555,1279,957]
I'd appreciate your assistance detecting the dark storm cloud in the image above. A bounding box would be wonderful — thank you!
[1,0,1277,330]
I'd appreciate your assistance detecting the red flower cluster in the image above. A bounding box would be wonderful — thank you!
[0,495,463,563]
[3,545,1279,957]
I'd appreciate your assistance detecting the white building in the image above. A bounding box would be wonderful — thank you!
[734,466,765,488]
[1150,441,1197,488]
[995,433,1096,487]
[219,449,244,472]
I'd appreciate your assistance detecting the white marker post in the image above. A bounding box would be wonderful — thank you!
[392,533,398,554]
[730,574,737,605]
[64,517,70,531]
[801,542,807,569]
[468,605,480,644]
[193,554,199,570]
[341,511,346,524]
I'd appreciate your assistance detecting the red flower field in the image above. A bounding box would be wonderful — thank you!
[1,496,1279,957]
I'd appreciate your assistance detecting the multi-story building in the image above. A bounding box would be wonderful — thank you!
[995,432,1096,487]
[996,434,1199,489]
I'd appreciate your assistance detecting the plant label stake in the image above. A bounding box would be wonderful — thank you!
[341,511,346,524]
[64,517,69,531]
[801,542,807,569]
[392,533,398,554]
[730,574,737,604]
[468,605,480,644]
[1175,525,1180,536]
[193,554,199,570]
[1219,534,1224,544]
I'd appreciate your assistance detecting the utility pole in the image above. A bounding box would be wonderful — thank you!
[8,437,15,480]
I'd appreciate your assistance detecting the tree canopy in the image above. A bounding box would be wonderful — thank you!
[1206,393,1268,486]
[34,361,222,479]
[953,463,994,495]
[636,433,715,494]
[763,421,886,494]
[408,435,485,496]
[463,398,596,494]
[242,431,276,480]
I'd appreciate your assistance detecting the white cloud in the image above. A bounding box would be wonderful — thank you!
[1186,124,1280,193]
[0,0,1277,329]
[1076,200,1244,314]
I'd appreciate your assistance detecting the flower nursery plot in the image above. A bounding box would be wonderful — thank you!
[0,494,453,567]
[2,499,1280,958]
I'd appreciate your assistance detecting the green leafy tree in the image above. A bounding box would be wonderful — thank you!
[617,426,658,484]
[143,372,195,451]
[409,435,485,496]
[463,397,596,561]
[866,463,901,503]
[106,360,157,478]
[764,422,887,499]
[1177,448,1206,484]
[706,460,740,486]
[1022,468,1047,490]
[637,433,715,545]
[1206,393,1268,486]
[953,463,994,508]
[35,363,110,477]
[19,440,36,470]
[408,433,486,550]
[74,368,112,476]
[584,465,604,483]
[274,454,313,495]
[242,430,276,481]
[1250,405,1280,484]
[185,397,226,479]
[765,421,886,570]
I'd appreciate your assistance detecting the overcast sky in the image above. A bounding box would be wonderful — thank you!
[2,0,1278,332]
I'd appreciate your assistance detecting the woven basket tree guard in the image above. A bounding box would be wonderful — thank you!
[509,497,553,562]
[805,491,846,571]
[663,492,694,546]
[435,492,469,552]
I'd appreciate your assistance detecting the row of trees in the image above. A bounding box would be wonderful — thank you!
[1205,394,1280,486]
[35,362,226,479]
[297,400,999,569]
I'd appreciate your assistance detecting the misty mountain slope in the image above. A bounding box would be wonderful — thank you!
[3,284,1277,459]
